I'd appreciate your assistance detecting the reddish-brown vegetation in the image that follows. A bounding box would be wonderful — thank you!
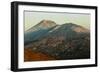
[24,48,56,62]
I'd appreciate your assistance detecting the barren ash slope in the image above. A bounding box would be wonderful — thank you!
[24,20,90,61]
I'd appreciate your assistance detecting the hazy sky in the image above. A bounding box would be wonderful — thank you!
[24,11,90,31]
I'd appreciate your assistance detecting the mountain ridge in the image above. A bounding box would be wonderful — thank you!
[25,20,57,33]
[24,20,89,45]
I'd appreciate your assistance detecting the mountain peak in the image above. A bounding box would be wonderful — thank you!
[37,19,56,26]
[35,19,57,29]
[62,23,89,33]
[52,23,89,33]
[26,20,57,33]
[63,23,79,27]
[40,19,56,24]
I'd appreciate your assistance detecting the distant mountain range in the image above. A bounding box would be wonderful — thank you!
[24,20,90,61]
